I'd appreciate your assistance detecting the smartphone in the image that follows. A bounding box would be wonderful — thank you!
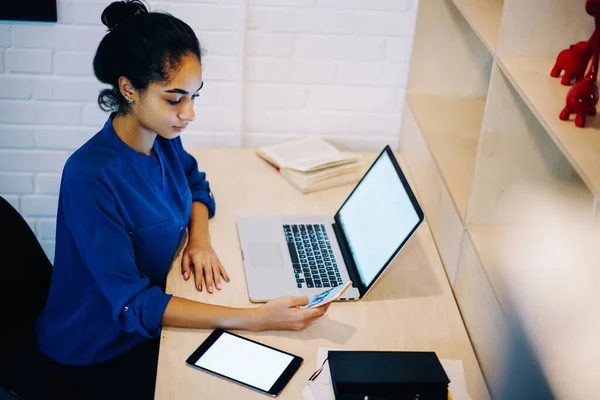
[300,281,353,309]
[186,329,303,397]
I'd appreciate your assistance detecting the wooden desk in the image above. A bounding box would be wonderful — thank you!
[155,148,490,400]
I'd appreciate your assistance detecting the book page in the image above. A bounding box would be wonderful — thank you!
[300,172,363,194]
[257,137,358,172]
[281,161,364,185]
[286,153,358,172]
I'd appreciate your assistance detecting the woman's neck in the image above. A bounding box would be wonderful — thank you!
[112,113,157,156]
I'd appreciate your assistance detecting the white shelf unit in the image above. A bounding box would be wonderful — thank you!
[400,0,600,399]
[450,0,503,53]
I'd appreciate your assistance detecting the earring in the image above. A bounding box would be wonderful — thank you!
[127,98,134,104]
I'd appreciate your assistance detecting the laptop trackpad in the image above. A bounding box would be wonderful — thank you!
[248,243,284,268]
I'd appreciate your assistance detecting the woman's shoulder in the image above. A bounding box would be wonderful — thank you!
[63,130,122,180]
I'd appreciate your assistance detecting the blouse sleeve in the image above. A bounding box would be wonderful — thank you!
[173,138,216,218]
[60,171,172,338]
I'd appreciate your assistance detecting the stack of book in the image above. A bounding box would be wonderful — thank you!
[256,136,365,194]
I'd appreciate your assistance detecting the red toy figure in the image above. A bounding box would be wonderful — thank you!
[559,29,599,127]
[550,34,595,86]
[587,0,600,17]
[559,0,600,128]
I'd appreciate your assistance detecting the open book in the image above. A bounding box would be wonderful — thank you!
[257,136,363,194]
[256,136,359,172]
[279,161,366,194]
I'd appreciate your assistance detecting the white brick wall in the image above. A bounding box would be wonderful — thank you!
[31,77,106,101]
[20,195,59,217]
[246,57,292,82]
[246,32,293,57]
[5,49,52,74]
[169,5,241,31]
[254,8,356,34]
[0,126,35,148]
[37,219,57,240]
[198,32,240,56]
[3,195,20,210]
[0,172,34,194]
[306,87,396,111]
[35,173,62,194]
[0,26,9,47]
[202,56,239,81]
[359,10,417,36]
[291,61,336,84]
[10,25,106,51]
[294,35,386,61]
[0,0,417,262]
[54,52,95,76]
[0,76,32,99]
[0,149,70,172]
[0,101,84,125]
[35,126,96,149]
[318,0,411,10]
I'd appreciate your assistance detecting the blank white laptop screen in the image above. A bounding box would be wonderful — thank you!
[338,151,420,287]
[194,331,294,392]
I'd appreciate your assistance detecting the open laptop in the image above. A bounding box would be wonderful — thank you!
[237,145,424,302]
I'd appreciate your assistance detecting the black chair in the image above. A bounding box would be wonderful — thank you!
[0,196,53,398]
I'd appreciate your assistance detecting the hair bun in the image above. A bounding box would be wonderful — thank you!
[101,1,148,31]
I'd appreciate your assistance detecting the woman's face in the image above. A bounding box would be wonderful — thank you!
[136,53,203,140]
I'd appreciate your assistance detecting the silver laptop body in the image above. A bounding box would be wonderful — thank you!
[237,146,424,302]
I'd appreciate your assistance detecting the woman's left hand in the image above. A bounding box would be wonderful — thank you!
[181,240,229,293]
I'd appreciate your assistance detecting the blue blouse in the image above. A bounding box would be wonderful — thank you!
[36,114,215,365]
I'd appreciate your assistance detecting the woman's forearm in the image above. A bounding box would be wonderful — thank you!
[161,296,261,331]
[188,201,211,246]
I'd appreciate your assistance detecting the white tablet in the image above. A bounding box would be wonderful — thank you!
[186,329,303,397]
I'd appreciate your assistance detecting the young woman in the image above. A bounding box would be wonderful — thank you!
[29,1,329,398]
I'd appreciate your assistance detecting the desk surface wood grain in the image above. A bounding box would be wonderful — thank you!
[155,148,489,400]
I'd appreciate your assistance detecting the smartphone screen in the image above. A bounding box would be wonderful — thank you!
[300,282,351,308]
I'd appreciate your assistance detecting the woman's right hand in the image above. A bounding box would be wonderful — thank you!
[252,296,330,332]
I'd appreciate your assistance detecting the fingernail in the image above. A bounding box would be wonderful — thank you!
[184,272,189,280]
[208,286,214,293]
[198,284,202,292]
[225,276,230,282]
[217,283,222,290]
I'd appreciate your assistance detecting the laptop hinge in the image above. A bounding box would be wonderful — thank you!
[331,222,363,294]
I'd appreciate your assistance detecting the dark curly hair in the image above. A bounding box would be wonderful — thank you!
[93,0,203,115]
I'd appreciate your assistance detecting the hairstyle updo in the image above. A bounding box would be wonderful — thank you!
[93,0,203,115]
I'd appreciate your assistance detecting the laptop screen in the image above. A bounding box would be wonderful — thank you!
[336,148,422,288]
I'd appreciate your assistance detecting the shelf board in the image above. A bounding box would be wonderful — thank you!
[468,178,594,310]
[467,221,600,399]
[465,225,513,313]
[408,93,484,220]
[496,54,600,200]
[451,0,503,54]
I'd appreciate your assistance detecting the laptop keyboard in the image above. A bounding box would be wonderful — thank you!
[283,224,343,289]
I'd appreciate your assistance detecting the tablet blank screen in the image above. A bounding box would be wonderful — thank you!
[195,332,294,391]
